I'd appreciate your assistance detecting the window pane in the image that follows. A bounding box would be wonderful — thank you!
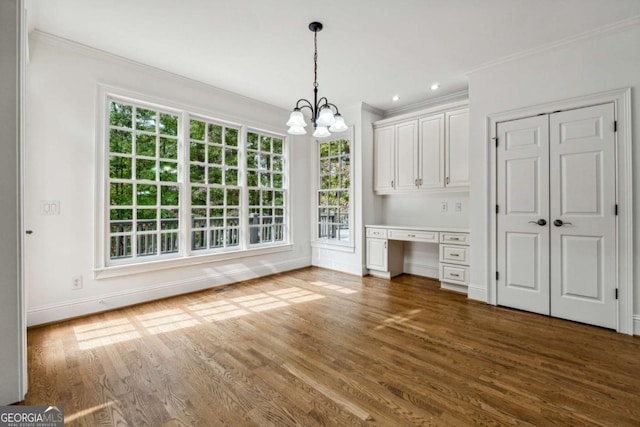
[209,188,224,206]
[247,170,258,187]
[111,235,132,259]
[259,154,270,170]
[262,190,273,205]
[110,183,133,206]
[208,124,222,144]
[227,188,240,206]
[260,172,271,188]
[191,186,207,206]
[191,208,207,228]
[161,209,179,230]
[136,159,156,180]
[161,185,179,206]
[225,168,238,186]
[190,165,205,184]
[225,148,238,167]
[273,173,283,189]
[160,137,178,160]
[274,191,284,206]
[159,113,178,136]
[110,102,133,128]
[136,133,156,156]
[160,161,178,182]
[137,184,157,205]
[208,145,222,165]
[136,108,156,132]
[273,138,283,154]
[247,152,259,169]
[190,119,205,141]
[226,128,238,147]
[137,209,157,231]
[110,209,132,232]
[247,132,259,150]
[317,137,350,242]
[109,129,132,154]
[161,232,179,254]
[110,156,132,179]
[273,156,283,172]
[261,136,271,152]
[190,142,205,162]
[208,167,222,185]
[248,189,260,206]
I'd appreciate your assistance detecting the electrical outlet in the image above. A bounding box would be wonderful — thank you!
[441,202,448,212]
[72,275,83,290]
[41,200,61,216]
[455,202,462,212]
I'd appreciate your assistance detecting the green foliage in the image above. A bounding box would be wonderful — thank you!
[161,185,179,206]
[159,113,178,136]
[190,165,205,184]
[190,119,205,141]
[160,137,178,159]
[110,156,132,179]
[136,108,156,132]
[110,130,132,154]
[136,159,156,180]
[247,132,259,150]
[225,168,238,186]
[191,186,207,206]
[190,142,205,162]
[136,134,156,156]
[110,102,132,128]
[226,128,238,147]
[208,124,222,144]
[208,167,222,185]
[137,184,157,205]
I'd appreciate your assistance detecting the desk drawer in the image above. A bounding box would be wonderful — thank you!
[388,229,438,243]
[439,264,469,285]
[440,232,469,245]
[440,244,469,265]
[366,228,388,239]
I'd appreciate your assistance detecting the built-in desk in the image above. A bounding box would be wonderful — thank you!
[365,225,470,293]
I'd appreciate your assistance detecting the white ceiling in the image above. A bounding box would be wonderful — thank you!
[27,0,640,113]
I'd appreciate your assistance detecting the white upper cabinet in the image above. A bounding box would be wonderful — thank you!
[419,114,445,189]
[373,103,468,194]
[395,120,419,191]
[445,109,470,188]
[373,125,395,192]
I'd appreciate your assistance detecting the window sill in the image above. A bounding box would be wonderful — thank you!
[94,243,294,279]
[310,240,355,253]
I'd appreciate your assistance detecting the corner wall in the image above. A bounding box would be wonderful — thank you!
[25,32,312,326]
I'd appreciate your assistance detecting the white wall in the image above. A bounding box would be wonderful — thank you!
[311,103,382,275]
[0,0,26,404]
[25,32,312,326]
[467,23,640,329]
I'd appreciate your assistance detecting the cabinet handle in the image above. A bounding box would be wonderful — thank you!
[450,237,460,241]
[391,180,394,188]
[450,273,460,277]
[419,178,423,186]
[408,234,415,237]
[446,176,450,185]
[384,241,387,249]
[451,253,460,257]
[415,179,418,188]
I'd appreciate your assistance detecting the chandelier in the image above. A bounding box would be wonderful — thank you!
[286,22,348,138]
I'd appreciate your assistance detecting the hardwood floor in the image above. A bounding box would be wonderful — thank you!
[23,268,640,426]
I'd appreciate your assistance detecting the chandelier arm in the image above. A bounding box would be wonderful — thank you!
[295,99,314,111]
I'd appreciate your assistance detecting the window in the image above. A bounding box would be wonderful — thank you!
[103,95,288,267]
[108,101,180,261]
[189,119,241,251]
[317,134,352,244]
[246,131,286,245]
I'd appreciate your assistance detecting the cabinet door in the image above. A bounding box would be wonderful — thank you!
[394,120,419,191]
[374,126,395,192]
[418,114,445,189]
[445,109,469,187]
[366,238,388,271]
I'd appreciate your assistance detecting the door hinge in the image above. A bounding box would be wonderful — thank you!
[496,204,499,214]
[614,121,617,132]
[496,271,499,281]
[615,288,618,299]
[493,137,498,147]
[615,204,618,215]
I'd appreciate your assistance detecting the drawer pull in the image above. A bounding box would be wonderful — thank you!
[450,237,460,241]
[450,253,460,257]
[450,273,460,277]
[408,234,415,237]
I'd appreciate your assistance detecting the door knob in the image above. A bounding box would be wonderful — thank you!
[528,219,547,226]
[553,219,572,227]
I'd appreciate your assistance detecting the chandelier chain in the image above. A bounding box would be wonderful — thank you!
[313,30,318,89]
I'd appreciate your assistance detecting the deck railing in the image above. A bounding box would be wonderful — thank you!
[110,215,284,259]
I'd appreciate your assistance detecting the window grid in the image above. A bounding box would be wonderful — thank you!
[246,131,286,245]
[108,101,180,261]
[189,119,241,252]
[318,138,350,242]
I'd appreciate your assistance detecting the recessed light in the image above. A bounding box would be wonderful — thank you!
[392,95,400,102]
[430,83,440,91]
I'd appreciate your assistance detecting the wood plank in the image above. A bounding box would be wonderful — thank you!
[22,268,640,426]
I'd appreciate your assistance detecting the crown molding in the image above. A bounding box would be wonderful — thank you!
[383,90,469,118]
[466,14,640,76]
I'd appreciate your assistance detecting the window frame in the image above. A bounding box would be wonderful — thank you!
[312,127,355,249]
[94,85,292,277]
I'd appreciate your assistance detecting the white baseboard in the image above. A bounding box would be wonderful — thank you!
[403,262,438,279]
[440,282,468,294]
[27,256,311,326]
[467,283,488,302]
[633,315,640,336]
[311,257,365,276]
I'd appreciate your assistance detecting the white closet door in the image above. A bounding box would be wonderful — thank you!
[549,104,617,329]
[496,115,550,315]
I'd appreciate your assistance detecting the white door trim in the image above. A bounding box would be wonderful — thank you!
[487,88,633,335]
